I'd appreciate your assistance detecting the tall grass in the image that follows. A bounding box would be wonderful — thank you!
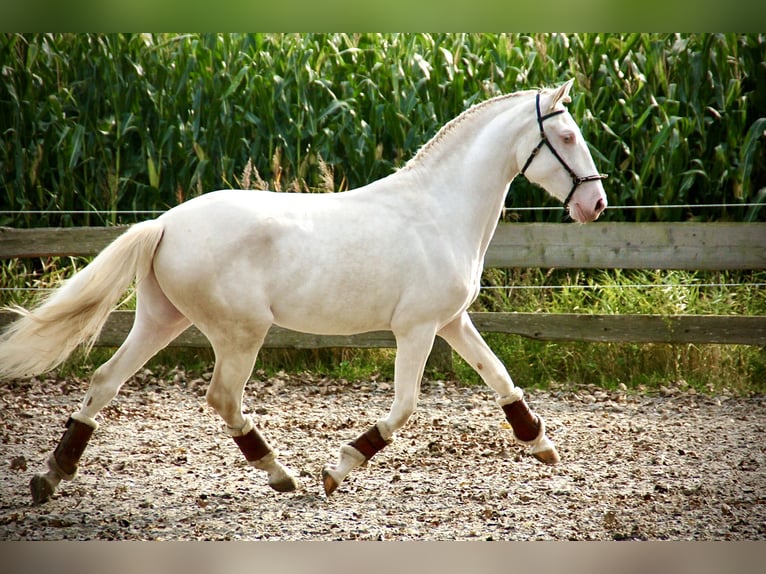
[4,237,763,394]
[469,268,766,394]
[1,33,764,226]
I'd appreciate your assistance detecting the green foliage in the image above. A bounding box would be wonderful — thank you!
[453,336,766,396]
[1,33,764,226]
[476,268,766,317]
[465,268,766,395]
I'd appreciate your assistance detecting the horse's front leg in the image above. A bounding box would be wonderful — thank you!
[438,312,559,464]
[322,325,435,496]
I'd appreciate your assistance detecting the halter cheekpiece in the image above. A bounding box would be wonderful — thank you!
[520,91,608,211]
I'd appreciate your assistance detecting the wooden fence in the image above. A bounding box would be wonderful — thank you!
[1,223,765,369]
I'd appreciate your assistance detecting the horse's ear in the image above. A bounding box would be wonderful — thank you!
[548,78,575,110]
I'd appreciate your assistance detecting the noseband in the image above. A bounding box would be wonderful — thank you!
[520,92,608,211]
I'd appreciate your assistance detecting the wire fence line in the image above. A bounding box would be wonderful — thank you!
[503,203,765,213]
[0,210,167,216]
[1,203,765,217]
[480,282,766,291]
[3,283,763,296]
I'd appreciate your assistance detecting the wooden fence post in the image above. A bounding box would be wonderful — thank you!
[426,337,453,374]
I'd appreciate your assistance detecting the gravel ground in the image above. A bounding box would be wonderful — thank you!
[1,368,764,541]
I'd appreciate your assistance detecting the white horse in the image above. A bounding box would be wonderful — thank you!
[0,80,606,502]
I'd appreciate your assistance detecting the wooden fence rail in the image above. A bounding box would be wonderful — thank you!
[0,310,761,348]
[1,223,765,361]
[3,222,766,269]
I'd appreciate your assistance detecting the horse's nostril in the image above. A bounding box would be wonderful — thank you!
[595,197,606,214]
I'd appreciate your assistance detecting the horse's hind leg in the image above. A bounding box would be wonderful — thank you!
[205,337,298,493]
[438,312,559,464]
[30,271,191,504]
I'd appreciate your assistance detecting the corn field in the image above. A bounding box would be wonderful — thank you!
[1,33,765,227]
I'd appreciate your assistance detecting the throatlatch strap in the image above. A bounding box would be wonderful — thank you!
[349,424,390,460]
[232,428,272,462]
[502,400,541,443]
[53,417,95,477]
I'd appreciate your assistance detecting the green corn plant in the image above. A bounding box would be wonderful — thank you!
[1,33,764,226]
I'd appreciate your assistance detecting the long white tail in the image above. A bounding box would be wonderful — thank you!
[0,220,165,379]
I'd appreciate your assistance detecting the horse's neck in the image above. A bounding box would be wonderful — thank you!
[399,94,532,258]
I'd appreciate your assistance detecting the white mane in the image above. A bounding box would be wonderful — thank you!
[401,89,537,172]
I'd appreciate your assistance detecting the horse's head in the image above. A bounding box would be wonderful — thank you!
[518,79,608,223]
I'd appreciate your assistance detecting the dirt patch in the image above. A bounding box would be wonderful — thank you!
[1,370,764,540]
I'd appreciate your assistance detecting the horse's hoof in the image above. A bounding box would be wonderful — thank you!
[321,468,339,496]
[269,474,299,493]
[30,474,55,504]
[533,447,560,465]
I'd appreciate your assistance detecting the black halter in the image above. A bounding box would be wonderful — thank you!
[520,91,608,211]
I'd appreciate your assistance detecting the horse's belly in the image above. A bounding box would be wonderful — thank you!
[268,280,397,335]
[266,264,476,337]
[272,313,389,336]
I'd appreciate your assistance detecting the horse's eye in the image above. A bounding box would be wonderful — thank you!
[562,132,575,145]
